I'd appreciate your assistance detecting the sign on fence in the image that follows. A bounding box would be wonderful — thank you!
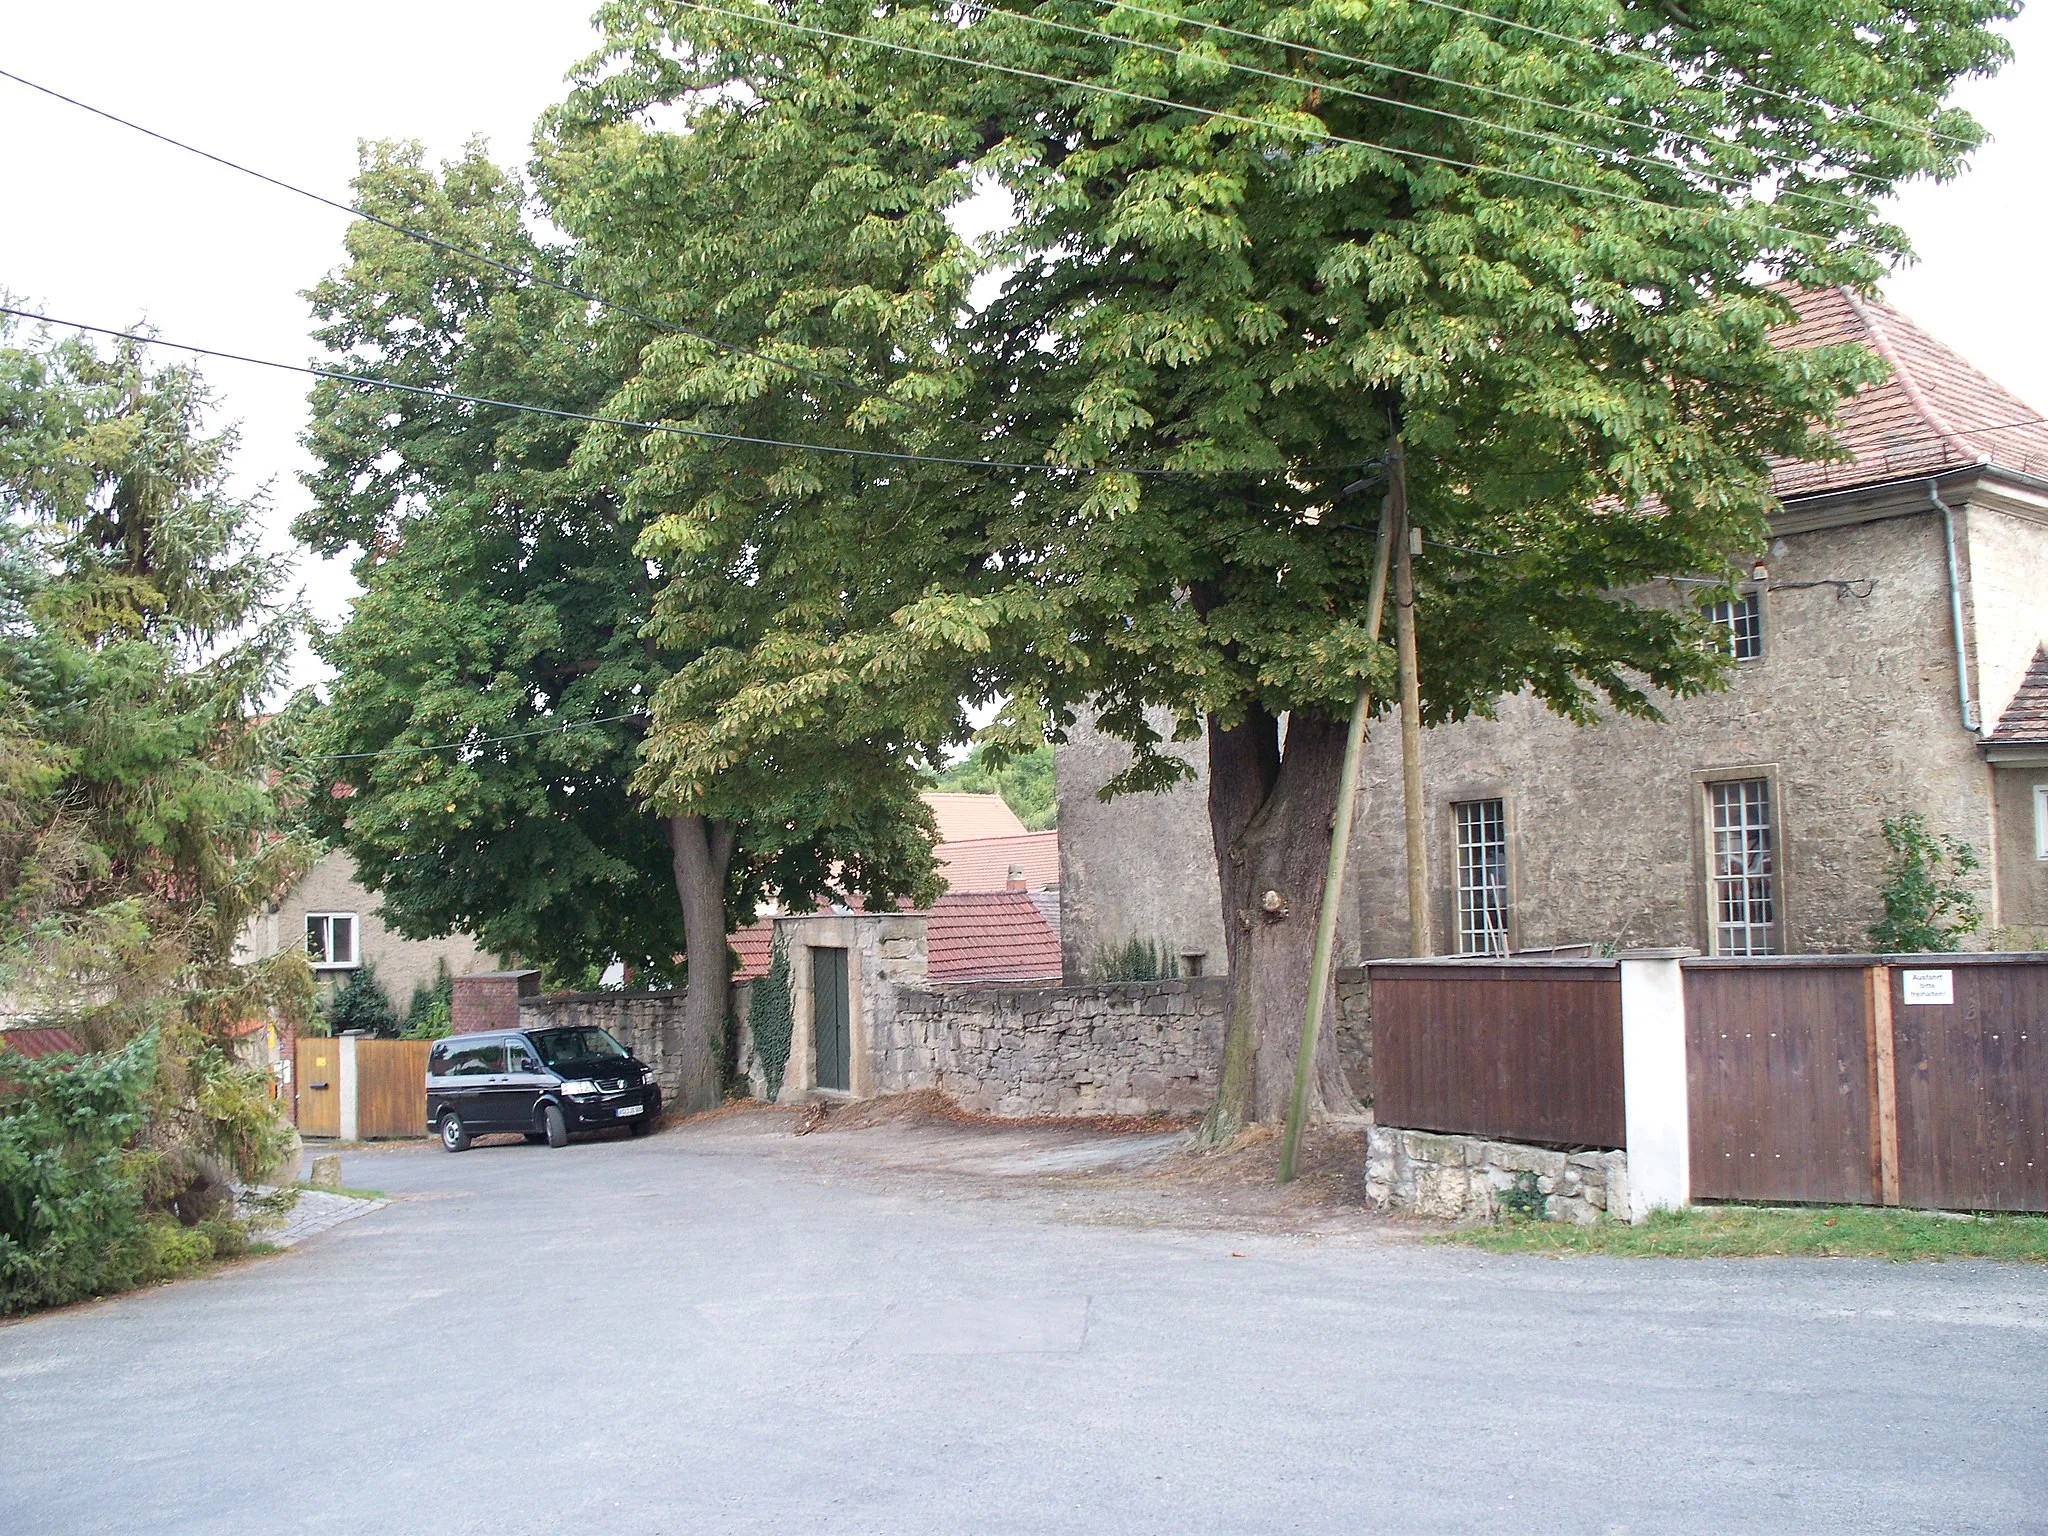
[1900,969,1954,1006]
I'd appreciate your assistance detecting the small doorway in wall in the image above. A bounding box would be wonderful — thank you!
[814,947,851,1091]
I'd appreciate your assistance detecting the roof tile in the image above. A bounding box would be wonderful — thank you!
[1987,647,2048,745]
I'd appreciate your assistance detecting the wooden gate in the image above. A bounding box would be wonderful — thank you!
[1684,960,1878,1205]
[356,1039,432,1139]
[1893,962,2048,1213]
[296,1038,341,1137]
[814,947,851,1092]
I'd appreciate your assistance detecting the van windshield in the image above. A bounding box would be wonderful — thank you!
[530,1027,629,1070]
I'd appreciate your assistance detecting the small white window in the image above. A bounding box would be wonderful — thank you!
[2035,784,2048,861]
[1454,799,1511,956]
[306,913,358,969]
[1707,591,1763,661]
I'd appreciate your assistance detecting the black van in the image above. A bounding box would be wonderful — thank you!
[426,1027,661,1151]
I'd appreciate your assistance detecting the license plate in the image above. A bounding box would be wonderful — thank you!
[615,1104,644,1118]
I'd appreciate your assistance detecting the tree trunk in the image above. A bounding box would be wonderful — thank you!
[665,813,735,1115]
[1199,709,1361,1141]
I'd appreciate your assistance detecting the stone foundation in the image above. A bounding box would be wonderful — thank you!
[1365,1125,1628,1225]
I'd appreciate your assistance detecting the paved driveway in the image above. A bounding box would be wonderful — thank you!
[3,1112,2044,1534]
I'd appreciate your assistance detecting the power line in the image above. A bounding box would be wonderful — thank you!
[0,305,1265,478]
[1034,0,1872,220]
[673,0,1832,247]
[312,710,651,760]
[0,66,854,391]
[1401,0,1978,152]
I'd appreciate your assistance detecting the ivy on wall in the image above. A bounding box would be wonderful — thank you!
[751,934,793,1101]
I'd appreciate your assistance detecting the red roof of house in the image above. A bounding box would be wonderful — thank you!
[1769,286,2048,498]
[1988,647,2048,746]
[727,889,1063,988]
[0,1027,81,1059]
[927,890,1063,984]
[730,919,775,983]
[935,830,1060,893]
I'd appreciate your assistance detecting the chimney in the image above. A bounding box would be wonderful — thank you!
[1005,863,1027,892]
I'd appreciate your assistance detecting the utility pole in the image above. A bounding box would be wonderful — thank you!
[1277,466,1395,1184]
[1391,443,1432,958]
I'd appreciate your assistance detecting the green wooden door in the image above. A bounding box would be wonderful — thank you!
[814,947,851,1091]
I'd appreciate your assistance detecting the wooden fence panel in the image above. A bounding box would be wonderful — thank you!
[1893,962,2048,1213]
[1684,962,1877,1205]
[1373,963,1624,1148]
[356,1039,432,1139]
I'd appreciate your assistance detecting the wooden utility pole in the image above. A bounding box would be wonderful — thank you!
[1391,447,1431,958]
[1277,472,1396,1183]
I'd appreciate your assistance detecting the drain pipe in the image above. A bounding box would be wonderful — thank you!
[1928,479,1981,734]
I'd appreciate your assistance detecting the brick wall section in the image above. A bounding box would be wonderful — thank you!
[450,970,539,1035]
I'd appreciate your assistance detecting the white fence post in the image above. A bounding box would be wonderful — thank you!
[1619,952,1691,1223]
[338,1034,360,1143]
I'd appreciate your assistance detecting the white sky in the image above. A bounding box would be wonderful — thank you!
[2,3,2042,691]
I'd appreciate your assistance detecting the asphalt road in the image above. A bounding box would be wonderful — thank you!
[3,1113,2044,1535]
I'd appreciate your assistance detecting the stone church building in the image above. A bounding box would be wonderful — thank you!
[1057,286,2048,972]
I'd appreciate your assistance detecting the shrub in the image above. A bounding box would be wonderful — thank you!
[0,1030,160,1314]
[1090,937,1179,982]
[1869,813,1983,953]
[322,966,399,1037]
[751,934,793,1101]
[403,962,453,1040]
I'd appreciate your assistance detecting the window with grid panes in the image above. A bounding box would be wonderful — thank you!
[1707,780,1775,955]
[1707,591,1762,661]
[1454,799,1510,956]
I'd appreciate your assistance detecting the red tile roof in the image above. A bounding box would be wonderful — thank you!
[730,920,775,983]
[0,1027,81,1059]
[935,830,1060,893]
[1770,286,2048,498]
[1987,647,2048,745]
[926,891,1063,984]
[921,792,1028,842]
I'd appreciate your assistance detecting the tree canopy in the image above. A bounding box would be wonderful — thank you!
[550,0,2009,1129]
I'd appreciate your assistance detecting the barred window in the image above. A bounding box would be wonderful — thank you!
[1708,780,1775,955]
[1454,799,1510,956]
[1707,591,1763,661]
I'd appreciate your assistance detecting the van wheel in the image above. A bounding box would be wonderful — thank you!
[543,1104,569,1149]
[523,1132,547,1145]
[439,1111,470,1153]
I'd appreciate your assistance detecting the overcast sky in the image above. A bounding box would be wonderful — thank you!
[3,3,2042,690]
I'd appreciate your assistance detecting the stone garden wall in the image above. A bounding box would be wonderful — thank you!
[883,978,1229,1117]
[1365,1125,1628,1225]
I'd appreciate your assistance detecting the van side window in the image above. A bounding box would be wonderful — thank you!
[447,1041,506,1076]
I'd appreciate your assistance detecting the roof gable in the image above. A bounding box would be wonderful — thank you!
[1770,286,2048,499]
[1987,647,2048,745]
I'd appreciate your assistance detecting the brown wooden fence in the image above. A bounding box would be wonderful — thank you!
[1684,956,2047,1212]
[356,1039,432,1139]
[1684,960,1880,1205]
[1371,960,1625,1149]
[1891,960,2047,1213]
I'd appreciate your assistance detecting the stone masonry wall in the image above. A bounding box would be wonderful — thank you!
[885,978,1228,1117]
[520,990,690,1104]
[1365,1125,1628,1225]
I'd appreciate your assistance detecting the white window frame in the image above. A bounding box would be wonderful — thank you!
[1706,779,1777,956]
[2035,783,2048,861]
[1706,590,1763,662]
[1453,798,1511,957]
[305,912,360,970]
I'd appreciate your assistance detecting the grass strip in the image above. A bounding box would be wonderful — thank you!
[293,1182,385,1202]
[1443,1204,2048,1261]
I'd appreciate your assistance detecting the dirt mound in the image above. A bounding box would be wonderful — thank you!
[791,1088,1197,1138]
